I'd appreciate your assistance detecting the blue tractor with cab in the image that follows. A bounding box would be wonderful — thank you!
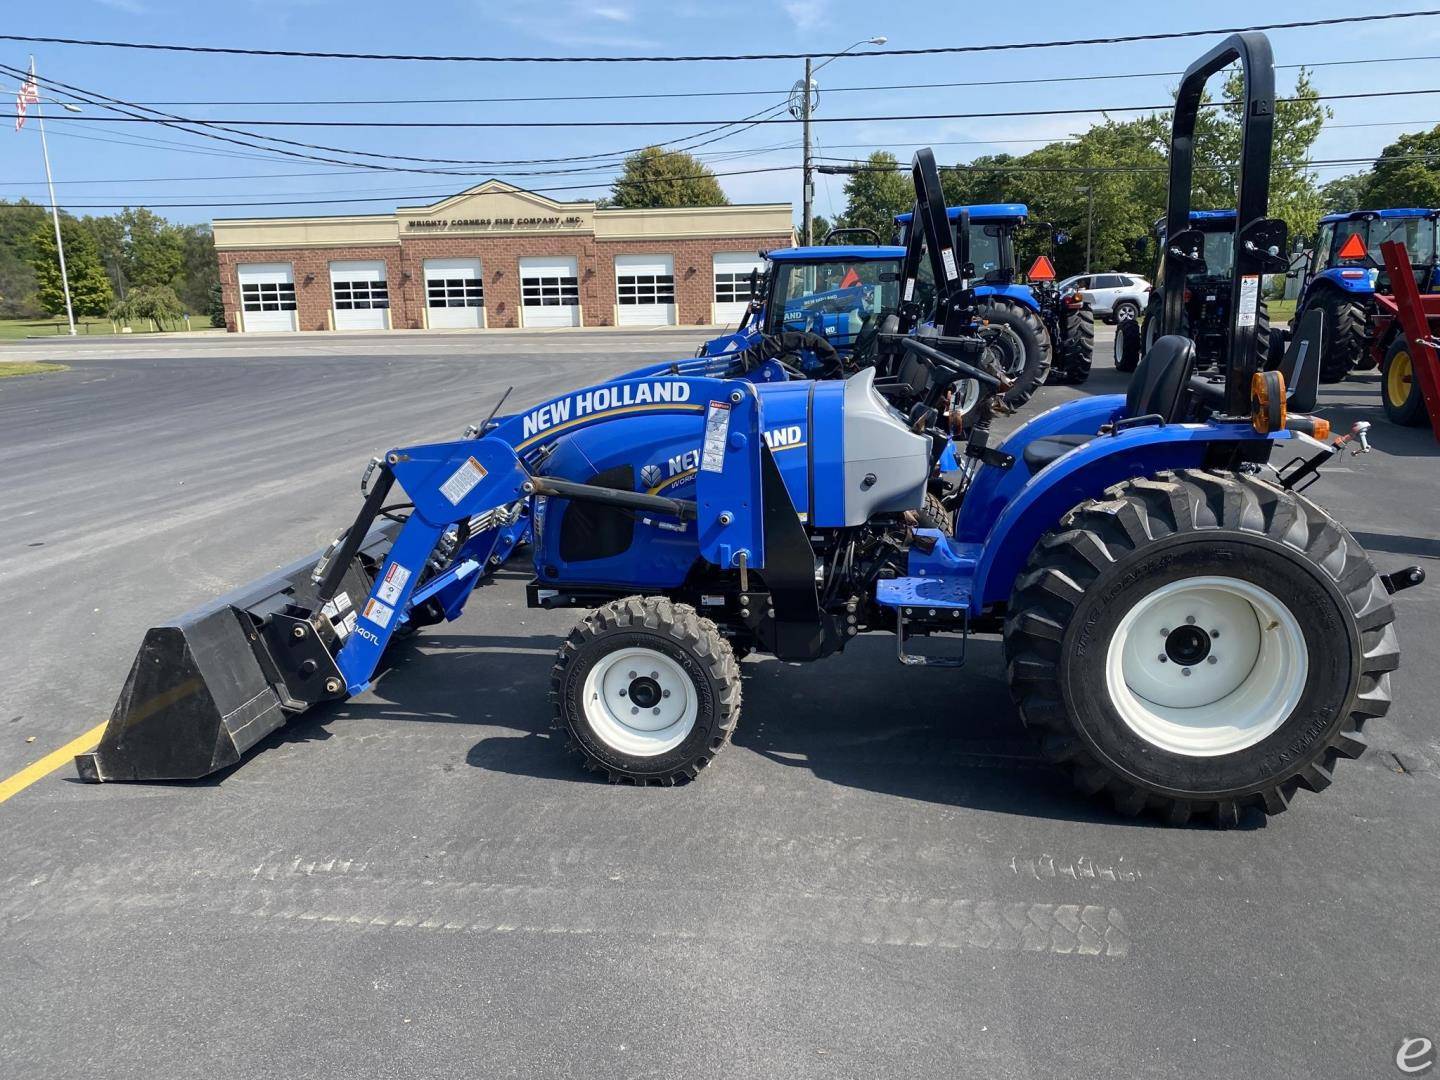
[1289,208,1440,382]
[76,34,1421,827]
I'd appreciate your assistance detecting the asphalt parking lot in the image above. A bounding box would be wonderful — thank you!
[2,326,1437,1080]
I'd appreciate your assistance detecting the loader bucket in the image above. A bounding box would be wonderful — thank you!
[75,524,397,783]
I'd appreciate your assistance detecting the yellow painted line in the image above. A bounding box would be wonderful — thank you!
[0,721,107,805]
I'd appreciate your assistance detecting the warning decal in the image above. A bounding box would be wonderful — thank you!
[440,456,489,506]
[700,400,731,474]
[941,247,959,282]
[376,562,411,605]
[1236,275,1260,328]
[362,598,394,629]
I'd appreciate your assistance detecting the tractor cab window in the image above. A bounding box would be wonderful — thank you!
[1311,223,1334,277]
[1199,230,1236,278]
[965,224,1007,282]
[769,259,902,347]
[1331,217,1437,268]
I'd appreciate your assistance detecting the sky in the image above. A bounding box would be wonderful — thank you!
[2,1,1440,227]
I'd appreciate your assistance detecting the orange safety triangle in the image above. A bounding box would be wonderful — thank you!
[1027,255,1057,281]
[1337,232,1368,260]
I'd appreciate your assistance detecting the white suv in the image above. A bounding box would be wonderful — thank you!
[1059,272,1150,323]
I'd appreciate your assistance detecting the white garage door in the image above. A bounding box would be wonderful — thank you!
[615,254,676,327]
[330,260,389,331]
[236,262,297,332]
[519,256,580,328]
[424,258,484,329]
[713,252,764,326]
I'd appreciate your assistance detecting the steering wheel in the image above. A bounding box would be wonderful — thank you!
[747,330,842,379]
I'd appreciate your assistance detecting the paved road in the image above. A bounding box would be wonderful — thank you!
[1,329,1437,1080]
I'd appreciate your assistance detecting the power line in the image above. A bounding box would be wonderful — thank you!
[5,53,1436,107]
[27,87,1440,128]
[5,62,797,172]
[0,11,1433,63]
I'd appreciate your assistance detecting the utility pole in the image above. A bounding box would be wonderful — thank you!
[31,57,76,336]
[1084,184,1096,274]
[801,56,813,246]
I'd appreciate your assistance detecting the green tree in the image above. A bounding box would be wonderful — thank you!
[119,207,186,290]
[207,281,226,328]
[832,152,911,240]
[81,213,129,299]
[1319,172,1372,214]
[1192,68,1330,245]
[0,199,51,317]
[177,224,218,314]
[609,147,729,208]
[28,219,113,318]
[1357,125,1440,209]
[808,213,831,243]
[110,283,183,332]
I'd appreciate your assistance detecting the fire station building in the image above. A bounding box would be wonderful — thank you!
[213,180,794,333]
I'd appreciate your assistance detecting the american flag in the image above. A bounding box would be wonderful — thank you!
[15,75,40,132]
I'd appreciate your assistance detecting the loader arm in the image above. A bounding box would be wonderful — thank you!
[77,374,767,782]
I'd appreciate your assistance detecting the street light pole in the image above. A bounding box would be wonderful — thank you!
[797,36,886,246]
[30,57,76,336]
[801,56,813,246]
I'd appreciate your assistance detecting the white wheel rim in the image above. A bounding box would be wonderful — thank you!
[1104,576,1308,757]
[956,377,981,416]
[581,646,699,757]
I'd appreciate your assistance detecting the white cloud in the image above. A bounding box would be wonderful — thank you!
[589,4,634,21]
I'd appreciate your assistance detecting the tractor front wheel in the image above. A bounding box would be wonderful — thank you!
[552,597,741,784]
[1004,470,1397,826]
[1381,336,1431,427]
[1114,316,1141,372]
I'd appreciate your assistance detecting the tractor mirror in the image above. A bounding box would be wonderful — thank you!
[748,268,761,301]
[1167,228,1208,273]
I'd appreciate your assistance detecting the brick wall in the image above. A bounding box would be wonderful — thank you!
[218,231,792,331]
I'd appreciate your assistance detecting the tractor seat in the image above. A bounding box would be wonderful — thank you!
[1021,335,1199,472]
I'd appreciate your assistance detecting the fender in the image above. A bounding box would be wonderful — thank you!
[1306,268,1377,299]
[973,282,1041,314]
[968,418,1292,607]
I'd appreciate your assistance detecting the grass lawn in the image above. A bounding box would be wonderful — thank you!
[1268,298,1297,323]
[0,316,219,340]
[0,361,69,378]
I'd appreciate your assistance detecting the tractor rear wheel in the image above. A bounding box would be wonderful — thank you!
[1051,304,1094,384]
[552,596,741,784]
[1004,469,1397,826]
[1304,289,1369,382]
[976,299,1051,409]
[1381,336,1431,427]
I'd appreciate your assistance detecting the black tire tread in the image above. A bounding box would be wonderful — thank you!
[551,595,741,785]
[975,298,1052,409]
[1003,468,1397,826]
[1305,288,1369,382]
[1381,336,1431,427]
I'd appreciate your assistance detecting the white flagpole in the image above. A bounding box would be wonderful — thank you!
[31,56,76,336]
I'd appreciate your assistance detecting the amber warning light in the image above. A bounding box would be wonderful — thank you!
[1027,255,1056,281]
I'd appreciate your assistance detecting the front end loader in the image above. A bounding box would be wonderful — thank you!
[80,33,1423,826]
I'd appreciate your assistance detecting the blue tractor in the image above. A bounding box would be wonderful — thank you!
[697,232,1046,416]
[76,34,1420,827]
[895,203,1095,385]
[1114,210,1267,375]
[1290,208,1440,382]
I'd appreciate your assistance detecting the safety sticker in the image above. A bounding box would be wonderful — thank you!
[903,278,915,302]
[941,246,960,282]
[1236,275,1260,327]
[376,562,411,606]
[335,611,357,638]
[362,597,394,629]
[440,456,489,506]
[700,400,731,474]
[320,591,352,620]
